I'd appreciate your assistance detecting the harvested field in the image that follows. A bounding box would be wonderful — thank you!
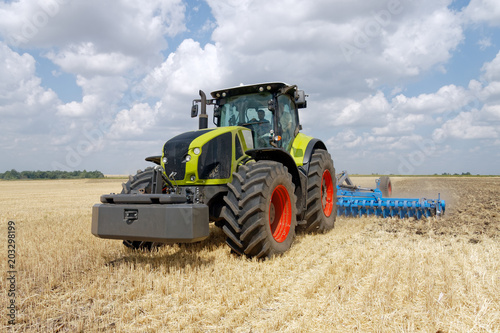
[1,177,499,332]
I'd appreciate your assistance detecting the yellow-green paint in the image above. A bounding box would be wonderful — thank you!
[161,127,314,187]
[289,133,314,166]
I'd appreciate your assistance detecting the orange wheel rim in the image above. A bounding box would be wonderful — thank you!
[321,170,334,217]
[269,185,292,243]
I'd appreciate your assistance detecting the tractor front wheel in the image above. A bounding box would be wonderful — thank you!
[221,161,297,259]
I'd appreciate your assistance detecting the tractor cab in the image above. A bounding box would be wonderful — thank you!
[216,91,275,148]
[208,83,306,150]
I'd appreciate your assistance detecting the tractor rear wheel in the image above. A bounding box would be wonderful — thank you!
[121,168,163,251]
[221,161,297,259]
[302,149,336,233]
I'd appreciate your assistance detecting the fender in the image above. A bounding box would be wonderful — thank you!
[290,133,328,173]
[302,138,327,172]
[288,134,329,220]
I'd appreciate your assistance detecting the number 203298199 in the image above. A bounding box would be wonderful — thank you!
[8,221,16,269]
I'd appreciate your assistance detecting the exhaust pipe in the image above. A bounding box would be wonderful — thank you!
[199,90,208,129]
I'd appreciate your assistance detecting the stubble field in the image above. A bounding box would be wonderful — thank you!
[1,177,499,332]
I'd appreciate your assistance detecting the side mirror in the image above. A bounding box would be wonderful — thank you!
[268,100,275,112]
[191,104,199,118]
[295,90,307,109]
[213,105,221,126]
[213,105,221,117]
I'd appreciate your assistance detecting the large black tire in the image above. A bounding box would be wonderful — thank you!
[379,176,392,197]
[123,239,162,251]
[121,168,163,250]
[302,149,336,233]
[121,167,155,195]
[221,161,297,259]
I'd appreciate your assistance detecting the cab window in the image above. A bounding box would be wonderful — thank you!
[219,92,274,148]
[277,95,298,150]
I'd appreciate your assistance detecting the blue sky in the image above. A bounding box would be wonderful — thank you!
[0,0,499,175]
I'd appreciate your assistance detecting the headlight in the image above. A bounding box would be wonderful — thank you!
[193,147,201,155]
[184,154,191,162]
[162,156,167,164]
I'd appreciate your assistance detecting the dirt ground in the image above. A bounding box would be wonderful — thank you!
[0,177,499,332]
[380,177,499,240]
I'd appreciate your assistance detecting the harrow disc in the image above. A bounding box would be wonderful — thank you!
[337,197,444,219]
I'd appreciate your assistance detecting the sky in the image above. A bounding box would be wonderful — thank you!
[0,0,499,175]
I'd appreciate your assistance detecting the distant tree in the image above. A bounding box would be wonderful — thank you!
[21,171,35,179]
[0,170,104,180]
[2,169,20,180]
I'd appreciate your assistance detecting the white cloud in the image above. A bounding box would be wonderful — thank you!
[463,0,500,26]
[0,0,186,56]
[0,41,59,119]
[141,39,226,99]
[46,42,137,77]
[56,95,99,118]
[381,6,463,75]
[392,84,474,114]
[481,51,500,83]
[56,75,128,118]
[479,81,500,103]
[482,104,500,121]
[372,114,426,135]
[433,110,498,140]
[326,129,423,151]
[0,41,62,158]
[307,82,476,141]
[478,37,492,50]
[201,0,465,98]
[333,92,390,126]
[109,102,162,139]
[427,50,500,144]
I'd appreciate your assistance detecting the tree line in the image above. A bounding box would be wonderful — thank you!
[0,169,104,180]
[438,172,472,176]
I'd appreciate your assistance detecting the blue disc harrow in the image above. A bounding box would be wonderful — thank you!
[336,171,445,219]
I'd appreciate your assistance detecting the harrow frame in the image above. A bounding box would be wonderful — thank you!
[335,171,445,219]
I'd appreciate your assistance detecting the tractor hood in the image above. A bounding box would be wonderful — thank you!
[161,127,253,186]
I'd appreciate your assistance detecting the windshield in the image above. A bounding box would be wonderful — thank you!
[219,92,274,148]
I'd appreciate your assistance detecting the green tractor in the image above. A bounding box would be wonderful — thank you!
[92,82,336,258]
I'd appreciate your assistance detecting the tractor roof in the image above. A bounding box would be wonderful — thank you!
[210,82,296,99]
